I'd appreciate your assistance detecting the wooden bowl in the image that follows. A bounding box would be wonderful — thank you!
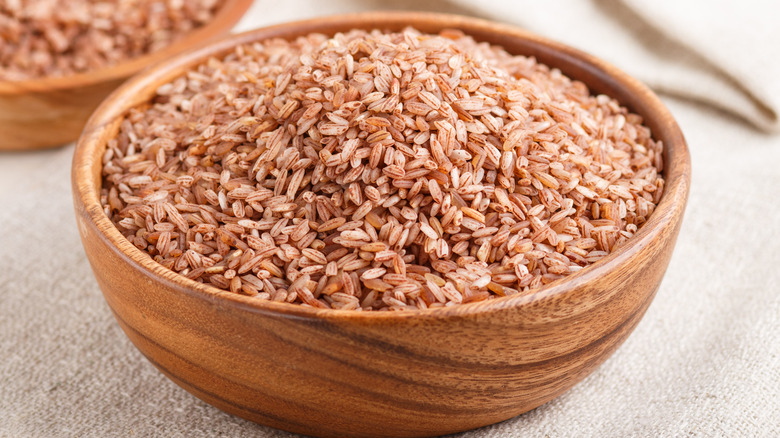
[0,0,253,151]
[72,12,690,438]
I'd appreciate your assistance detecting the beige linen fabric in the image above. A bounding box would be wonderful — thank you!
[2,1,779,436]
[448,0,780,132]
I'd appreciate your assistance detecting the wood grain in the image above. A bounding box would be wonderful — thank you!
[0,0,253,151]
[72,12,691,438]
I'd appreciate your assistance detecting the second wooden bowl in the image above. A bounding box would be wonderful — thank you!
[0,0,253,151]
[72,11,690,438]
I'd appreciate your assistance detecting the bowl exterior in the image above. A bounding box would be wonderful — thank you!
[0,79,124,150]
[74,198,682,438]
[72,11,690,438]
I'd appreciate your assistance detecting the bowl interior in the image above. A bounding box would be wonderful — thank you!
[73,11,690,321]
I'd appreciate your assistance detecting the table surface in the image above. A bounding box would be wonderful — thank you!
[2,1,779,437]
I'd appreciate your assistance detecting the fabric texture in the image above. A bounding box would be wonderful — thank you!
[448,0,780,132]
[2,1,779,436]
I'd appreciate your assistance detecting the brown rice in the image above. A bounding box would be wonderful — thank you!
[100,28,665,311]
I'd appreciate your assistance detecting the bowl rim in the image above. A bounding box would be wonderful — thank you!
[73,10,691,322]
[0,0,253,94]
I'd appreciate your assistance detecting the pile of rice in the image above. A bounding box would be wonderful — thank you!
[0,0,220,80]
[101,28,665,311]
